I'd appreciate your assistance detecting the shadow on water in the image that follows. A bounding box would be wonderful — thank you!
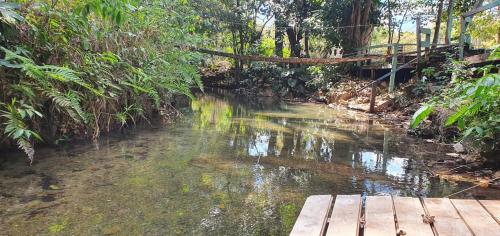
[0,88,494,235]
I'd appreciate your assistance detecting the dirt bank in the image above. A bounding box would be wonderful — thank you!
[321,76,499,188]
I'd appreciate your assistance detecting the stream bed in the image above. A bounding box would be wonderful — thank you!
[0,89,495,235]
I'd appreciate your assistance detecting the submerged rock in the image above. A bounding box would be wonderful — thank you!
[115,154,135,160]
[72,168,85,172]
[453,143,465,153]
[48,185,61,190]
[446,153,460,158]
[455,158,466,165]
[102,226,121,235]
[40,175,58,190]
[41,195,56,202]
[481,170,493,176]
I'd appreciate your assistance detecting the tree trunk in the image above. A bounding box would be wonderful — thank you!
[301,0,310,57]
[432,0,445,49]
[359,0,373,48]
[286,27,301,57]
[275,18,284,57]
[498,6,500,43]
[396,8,409,44]
[236,0,244,70]
[231,30,241,77]
[360,0,372,26]
[497,27,500,43]
[387,0,393,54]
[445,0,455,44]
[349,0,373,49]
[304,31,310,58]
[351,0,362,48]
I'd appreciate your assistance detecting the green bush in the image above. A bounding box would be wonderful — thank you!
[411,47,500,149]
[0,0,203,162]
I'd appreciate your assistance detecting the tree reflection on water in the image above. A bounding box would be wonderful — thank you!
[0,89,468,236]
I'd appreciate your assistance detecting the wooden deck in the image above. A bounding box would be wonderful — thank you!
[290,195,500,236]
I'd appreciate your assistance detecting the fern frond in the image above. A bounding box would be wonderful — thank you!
[0,99,42,163]
[43,89,88,123]
[40,65,104,96]
[1,47,103,96]
[17,138,35,164]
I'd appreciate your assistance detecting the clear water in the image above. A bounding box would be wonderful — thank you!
[0,89,490,235]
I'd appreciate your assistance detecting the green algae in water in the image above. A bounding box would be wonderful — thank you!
[182,184,190,193]
[279,203,299,233]
[127,176,150,186]
[200,173,214,187]
[48,217,69,233]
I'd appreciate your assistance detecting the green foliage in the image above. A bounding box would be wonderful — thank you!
[1,47,93,123]
[421,67,436,78]
[489,46,500,60]
[0,2,23,24]
[77,0,134,26]
[115,103,144,128]
[0,99,42,164]
[305,65,343,92]
[411,50,500,146]
[410,105,434,129]
[258,37,275,57]
[465,13,500,49]
[0,0,203,161]
[444,72,499,138]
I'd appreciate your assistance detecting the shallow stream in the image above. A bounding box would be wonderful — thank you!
[0,89,492,235]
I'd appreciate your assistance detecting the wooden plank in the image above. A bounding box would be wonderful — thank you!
[451,199,500,236]
[290,195,333,236]
[389,44,398,92]
[463,0,500,17]
[191,47,379,65]
[364,196,397,236]
[423,198,472,236]
[479,200,500,223]
[393,197,434,236]
[420,28,432,35]
[325,195,362,236]
[416,16,422,78]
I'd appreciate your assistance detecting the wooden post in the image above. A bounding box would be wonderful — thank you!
[357,50,362,79]
[424,31,431,61]
[445,0,455,45]
[389,44,398,93]
[400,44,405,64]
[459,16,470,60]
[369,70,376,113]
[357,50,362,67]
[459,17,465,60]
[416,16,422,79]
